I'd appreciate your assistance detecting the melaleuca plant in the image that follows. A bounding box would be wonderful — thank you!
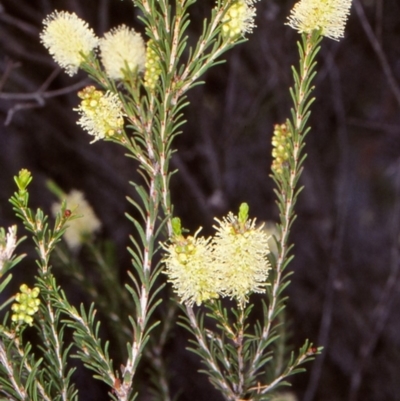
[0,0,352,400]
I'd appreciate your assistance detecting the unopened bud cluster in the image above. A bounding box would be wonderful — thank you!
[163,204,271,307]
[144,40,162,90]
[11,285,40,327]
[271,123,291,174]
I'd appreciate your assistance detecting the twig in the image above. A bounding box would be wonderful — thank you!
[2,74,90,125]
[353,0,400,109]
[0,59,21,90]
[348,159,400,401]
[303,47,351,401]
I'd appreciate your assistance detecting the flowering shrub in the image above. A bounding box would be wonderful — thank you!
[0,0,353,400]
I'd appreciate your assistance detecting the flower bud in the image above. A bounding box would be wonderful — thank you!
[11,285,40,326]
[271,123,291,174]
[144,40,162,90]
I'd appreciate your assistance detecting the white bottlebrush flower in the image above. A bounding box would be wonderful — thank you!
[212,208,271,306]
[221,0,256,39]
[52,190,101,251]
[287,0,352,41]
[75,86,125,142]
[40,11,99,76]
[162,231,221,306]
[99,25,146,79]
[0,226,18,273]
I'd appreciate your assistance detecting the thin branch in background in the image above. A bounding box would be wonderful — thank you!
[348,159,400,401]
[340,4,400,398]
[4,101,44,126]
[171,153,213,221]
[187,85,225,208]
[375,0,383,45]
[1,68,89,125]
[353,0,400,109]
[0,4,39,36]
[0,59,21,91]
[221,50,241,146]
[346,118,400,133]
[303,47,351,401]
[98,0,111,33]
[36,67,61,93]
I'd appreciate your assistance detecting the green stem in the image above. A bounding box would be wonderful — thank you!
[186,306,237,400]
[236,307,245,397]
[249,31,322,381]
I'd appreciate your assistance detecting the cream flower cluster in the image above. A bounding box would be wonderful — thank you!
[40,11,99,76]
[100,25,146,80]
[213,212,271,305]
[75,86,125,142]
[287,0,352,40]
[221,0,256,39]
[52,189,101,251]
[41,12,146,78]
[162,232,219,306]
[163,205,271,307]
[0,226,18,274]
[11,285,40,327]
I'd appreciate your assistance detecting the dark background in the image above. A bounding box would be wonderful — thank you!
[1,0,400,400]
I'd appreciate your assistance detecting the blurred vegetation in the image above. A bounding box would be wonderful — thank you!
[1,0,400,400]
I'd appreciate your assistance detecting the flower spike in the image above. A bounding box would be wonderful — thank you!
[75,86,125,142]
[213,205,271,307]
[40,11,98,75]
[100,25,146,80]
[287,0,352,41]
[162,229,221,306]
